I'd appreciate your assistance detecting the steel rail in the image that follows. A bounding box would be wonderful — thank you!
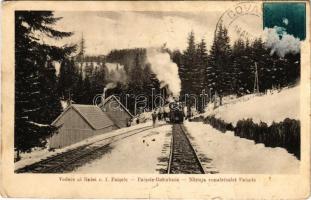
[167,124,205,174]
[16,125,165,173]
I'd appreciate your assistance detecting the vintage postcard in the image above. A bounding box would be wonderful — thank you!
[1,1,310,199]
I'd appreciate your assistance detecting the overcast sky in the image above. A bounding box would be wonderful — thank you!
[52,8,263,55]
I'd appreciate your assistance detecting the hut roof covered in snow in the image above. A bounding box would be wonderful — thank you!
[101,95,134,118]
[52,104,114,130]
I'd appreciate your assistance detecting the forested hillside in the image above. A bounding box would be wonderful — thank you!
[177,24,300,111]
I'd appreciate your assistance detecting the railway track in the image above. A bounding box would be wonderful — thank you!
[16,125,159,173]
[167,124,205,174]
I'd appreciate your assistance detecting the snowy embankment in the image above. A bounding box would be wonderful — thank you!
[185,121,299,173]
[15,122,154,170]
[73,124,172,173]
[203,85,299,125]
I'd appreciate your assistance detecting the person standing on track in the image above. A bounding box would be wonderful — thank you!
[152,111,157,128]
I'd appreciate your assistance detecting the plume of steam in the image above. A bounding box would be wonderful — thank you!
[167,96,175,103]
[106,82,117,89]
[262,27,300,57]
[105,63,127,89]
[146,48,181,96]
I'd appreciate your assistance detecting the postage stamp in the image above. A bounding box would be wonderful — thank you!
[263,2,306,40]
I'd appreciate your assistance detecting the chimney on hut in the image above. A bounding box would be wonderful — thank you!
[102,87,107,100]
[101,87,107,111]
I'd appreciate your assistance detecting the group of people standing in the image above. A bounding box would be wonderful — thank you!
[151,106,170,128]
[130,104,195,128]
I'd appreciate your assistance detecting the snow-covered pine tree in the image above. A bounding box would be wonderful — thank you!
[15,11,75,159]
[58,58,79,100]
[218,25,233,97]
[171,50,183,68]
[129,52,145,93]
[231,38,254,95]
[250,38,269,93]
[37,60,63,124]
[241,39,255,93]
[181,31,197,97]
[195,39,208,92]
[232,38,245,96]
[82,76,92,104]
[207,35,218,97]
[90,63,107,96]
[284,53,300,85]
[77,33,85,60]
[142,63,160,108]
[207,23,232,105]
[72,67,85,104]
[171,49,183,94]
[124,52,146,113]
[195,39,208,112]
[85,62,94,78]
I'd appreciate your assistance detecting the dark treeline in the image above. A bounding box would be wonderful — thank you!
[60,25,300,115]
[177,24,300,112]
[59,48,161,115]
[58,58,107,104]
[15,11,76,157]
[192,115,300,159]
[75,55,106,63]
[106,48,146,73]
[15,11,300,155]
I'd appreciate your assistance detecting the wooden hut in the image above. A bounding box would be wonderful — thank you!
[99,95,134,128]
[50,104,117,149]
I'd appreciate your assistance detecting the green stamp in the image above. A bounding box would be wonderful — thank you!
[263,3,306,40]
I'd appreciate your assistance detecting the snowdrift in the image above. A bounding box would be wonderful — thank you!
[204,85,300,125]
[194,85,301,159]
[185,121,299,173]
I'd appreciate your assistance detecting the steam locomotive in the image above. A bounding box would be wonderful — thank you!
[168,102,184,124]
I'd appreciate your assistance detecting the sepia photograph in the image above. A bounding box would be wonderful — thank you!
[12,2,305,175]
[1,1,310,198]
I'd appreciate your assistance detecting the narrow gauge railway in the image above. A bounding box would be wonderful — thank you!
[167,124,205,174]
[16,126,159,173]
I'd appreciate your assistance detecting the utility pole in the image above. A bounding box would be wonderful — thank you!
[254,62,259,94]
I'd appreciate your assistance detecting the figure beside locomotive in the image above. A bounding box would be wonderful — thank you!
[152,101,190,124]
[131,102,192,125]
[167,102,185,124]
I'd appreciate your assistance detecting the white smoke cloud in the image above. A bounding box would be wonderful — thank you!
[106,82,117,89]
[105,63,127,89]
[146,48,181,97]
[262,27,300,57]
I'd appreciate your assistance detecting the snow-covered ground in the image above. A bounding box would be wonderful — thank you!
[203,85,299,125]
[131,111,152,125]
[15,122,155,170]
[73,124,172,173]
[184,121,299,173]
